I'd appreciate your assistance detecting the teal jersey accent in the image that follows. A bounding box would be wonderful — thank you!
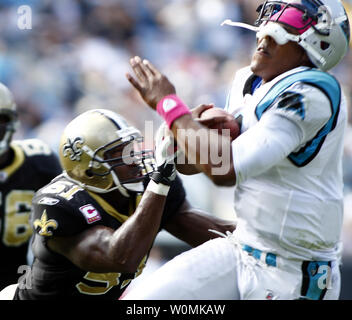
[255,69,341,167]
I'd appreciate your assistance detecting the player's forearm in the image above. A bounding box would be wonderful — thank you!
[171,115,236,186]
[108,190,166,272]
[48,191,167,273]
[164,208,236,247]
[175,163,201,175]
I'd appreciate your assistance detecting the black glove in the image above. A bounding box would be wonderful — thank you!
[151,123,177,186]
[150,162,176,186]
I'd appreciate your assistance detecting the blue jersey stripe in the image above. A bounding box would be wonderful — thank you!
[254,69,341,167]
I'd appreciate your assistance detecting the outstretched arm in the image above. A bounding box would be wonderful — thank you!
[126,56,236,186]
[47,150,177,274]
[48,189,168,274]
[163,199,236,247]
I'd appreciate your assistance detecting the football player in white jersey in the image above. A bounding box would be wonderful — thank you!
[124,0,350,300]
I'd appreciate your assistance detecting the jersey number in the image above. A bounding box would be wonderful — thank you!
[1,190,34,247]
[76,256,147,295]
[40,181,82,200]
[20,139,51,157]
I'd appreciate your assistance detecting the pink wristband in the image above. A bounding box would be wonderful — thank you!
[156,94,191,129]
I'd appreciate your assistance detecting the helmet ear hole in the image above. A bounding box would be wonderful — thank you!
[85,169,94,177]
[320,41,330,50]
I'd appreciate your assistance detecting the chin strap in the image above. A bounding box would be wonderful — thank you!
[62,171,131,197]
[81,145,131,197]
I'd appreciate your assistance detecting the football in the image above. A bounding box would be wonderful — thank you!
[198,107,241,141]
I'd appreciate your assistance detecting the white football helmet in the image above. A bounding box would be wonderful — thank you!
[59,109,155,197]
[0,83,18,156]
[222,0,350,71]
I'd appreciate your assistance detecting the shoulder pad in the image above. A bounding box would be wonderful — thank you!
[32,179,89,237]
[32,208,59,237]
[32,197,87,237]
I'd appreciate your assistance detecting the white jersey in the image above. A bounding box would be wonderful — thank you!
[225,66,347,261]
[122,66,344,301]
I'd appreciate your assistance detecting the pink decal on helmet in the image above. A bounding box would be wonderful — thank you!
[270,7,316,34]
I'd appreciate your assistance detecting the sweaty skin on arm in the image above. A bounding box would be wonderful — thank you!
[47,191,236,274]
[163,199,236,247]
[47,190,167,273]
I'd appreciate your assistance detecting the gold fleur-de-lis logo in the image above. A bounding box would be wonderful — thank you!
[63,137,84,161]
[33,210,58,237]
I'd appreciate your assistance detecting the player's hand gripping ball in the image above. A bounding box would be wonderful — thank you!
[198,107,241,141]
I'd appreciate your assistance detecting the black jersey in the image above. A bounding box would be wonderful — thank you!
[15,173,186,300]
[0,139,61,290]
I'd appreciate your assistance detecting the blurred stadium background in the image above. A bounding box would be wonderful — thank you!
[1,0,352,299]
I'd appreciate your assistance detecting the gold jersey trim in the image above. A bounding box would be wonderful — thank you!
[0,143,25,179]
[87,191,143,224]
[87,191,128,224]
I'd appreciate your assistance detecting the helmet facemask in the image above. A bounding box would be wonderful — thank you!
[86,130,155,196]
[0,110,18,157]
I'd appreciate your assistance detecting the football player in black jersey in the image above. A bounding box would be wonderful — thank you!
[0,83,62,291]
[6,108,235,300]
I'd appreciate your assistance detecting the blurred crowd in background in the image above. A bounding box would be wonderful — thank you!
[1,0,352,297]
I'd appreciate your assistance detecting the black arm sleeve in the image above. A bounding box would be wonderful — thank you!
[159,175,186,229]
